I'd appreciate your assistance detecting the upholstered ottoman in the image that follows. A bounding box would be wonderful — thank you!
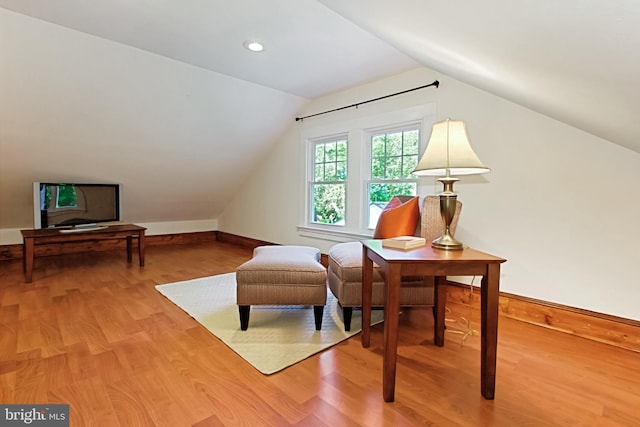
[328,241,435,331]
[236,245,328,331]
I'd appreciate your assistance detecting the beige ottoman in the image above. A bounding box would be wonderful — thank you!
[328,241,435,331]
[236,245,328,330]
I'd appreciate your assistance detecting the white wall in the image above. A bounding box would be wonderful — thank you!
[220,67,640,321]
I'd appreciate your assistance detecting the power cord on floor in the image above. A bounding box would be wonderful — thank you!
[444,276,479,346]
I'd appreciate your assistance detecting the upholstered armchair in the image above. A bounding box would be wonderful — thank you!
[327,195,462,331]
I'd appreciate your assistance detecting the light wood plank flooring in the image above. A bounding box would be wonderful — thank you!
[1,242,638,426]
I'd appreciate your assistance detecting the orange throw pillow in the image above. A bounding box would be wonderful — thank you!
[373,196,420,239]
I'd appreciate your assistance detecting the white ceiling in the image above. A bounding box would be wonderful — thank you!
[2,0,638,153]
[321,0,640,154]
[0,0,419,98]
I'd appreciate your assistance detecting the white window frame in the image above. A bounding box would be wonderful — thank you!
[298,103,437,242]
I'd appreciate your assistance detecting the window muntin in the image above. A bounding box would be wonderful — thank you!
[310,138,347,225]
[367,127,419,229]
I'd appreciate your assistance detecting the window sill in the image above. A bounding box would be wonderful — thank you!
[297,225,372,243]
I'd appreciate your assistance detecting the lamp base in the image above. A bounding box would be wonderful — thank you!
[433,178,464,251]
[431,229,463,250]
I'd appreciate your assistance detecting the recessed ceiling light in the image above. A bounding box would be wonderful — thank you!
[243,41,264,52]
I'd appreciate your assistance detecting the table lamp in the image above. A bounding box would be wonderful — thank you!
[413,119,490,250]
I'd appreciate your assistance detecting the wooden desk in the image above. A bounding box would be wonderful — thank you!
[21,224,146,283]
[361,239,506,402]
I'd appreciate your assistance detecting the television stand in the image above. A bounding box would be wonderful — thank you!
[21,224,146,283]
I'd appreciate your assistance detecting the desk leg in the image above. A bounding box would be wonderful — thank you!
[24,237,34,283]
[138,230,145,267]
[361,246,373,348]
[126,236,133,263]
[481,263,501,399]
[434,276,446,346]
[382,263,401,402]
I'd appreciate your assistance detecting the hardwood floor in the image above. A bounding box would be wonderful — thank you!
[1,241,638,426]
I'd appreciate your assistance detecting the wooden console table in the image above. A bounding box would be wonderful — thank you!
[21,224,146,283]
[361,239,506,402]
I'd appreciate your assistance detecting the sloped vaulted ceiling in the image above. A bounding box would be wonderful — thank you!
[3,0,637,153]
[320,0,640,154]
[0,0,418,99]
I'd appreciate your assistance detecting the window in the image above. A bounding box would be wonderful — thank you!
[299,103,435,241]
[367,126,420,228]
[310,137,347,225]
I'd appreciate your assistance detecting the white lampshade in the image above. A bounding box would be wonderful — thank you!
[413,119,490,176]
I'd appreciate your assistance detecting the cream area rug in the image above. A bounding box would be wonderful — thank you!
[155,273,383,375]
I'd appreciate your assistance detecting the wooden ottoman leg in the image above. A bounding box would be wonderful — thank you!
[314,306,324,331]
[239,305,250,331]
[343,307,353,332]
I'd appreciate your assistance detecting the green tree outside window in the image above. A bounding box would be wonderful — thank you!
[44,185,78,208]
[368,128,419,228]
[312,138,347,224]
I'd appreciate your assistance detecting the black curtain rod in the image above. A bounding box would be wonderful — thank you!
[295,80,439,122]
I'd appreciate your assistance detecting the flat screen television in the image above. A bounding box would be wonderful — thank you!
[33,182,121,229]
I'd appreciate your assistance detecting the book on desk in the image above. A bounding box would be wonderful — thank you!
[381,236,426,250]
